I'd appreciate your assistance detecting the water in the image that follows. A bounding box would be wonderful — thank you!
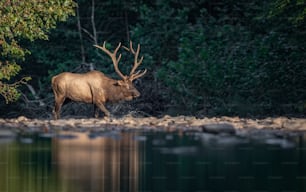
[0,129,305,192]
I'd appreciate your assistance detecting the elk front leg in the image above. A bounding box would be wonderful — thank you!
[96,103,110,117]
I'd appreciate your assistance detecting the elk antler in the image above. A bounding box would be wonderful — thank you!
[94,41,126,80]
[124,41,147,81]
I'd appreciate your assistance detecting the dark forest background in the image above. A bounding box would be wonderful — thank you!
[0,0,305,118]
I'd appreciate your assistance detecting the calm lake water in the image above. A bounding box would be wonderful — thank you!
[0,129,305,192]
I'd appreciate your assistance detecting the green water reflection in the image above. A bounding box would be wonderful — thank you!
[0,130,305,192]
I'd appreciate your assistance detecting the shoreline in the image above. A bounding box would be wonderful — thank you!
[1,115,306,149]
[0,115,305,132]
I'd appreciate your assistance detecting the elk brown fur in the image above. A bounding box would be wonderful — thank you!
[51,41,146,119]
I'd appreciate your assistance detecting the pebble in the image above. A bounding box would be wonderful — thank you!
[0,116,306,141]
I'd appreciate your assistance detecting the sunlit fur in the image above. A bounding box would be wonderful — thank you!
[51,70,140,119]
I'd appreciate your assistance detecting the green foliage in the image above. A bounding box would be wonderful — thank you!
[131,0,189,67]
[0,77,30,104]
[269,0,306,26]
[0,0,75,103]
[3,0,305,117]
[132,0,306,116]
[0,61,21,80]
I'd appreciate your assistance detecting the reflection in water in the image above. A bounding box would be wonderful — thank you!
[52,132,139,192]
[0,131,140,192]
[0,135,53,192]
[0,130,305,192]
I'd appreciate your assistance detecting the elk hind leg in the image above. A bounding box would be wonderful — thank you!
[94,105,99,118]
[53,96,65,120]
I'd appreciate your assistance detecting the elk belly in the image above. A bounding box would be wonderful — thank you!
[66,84,94,103]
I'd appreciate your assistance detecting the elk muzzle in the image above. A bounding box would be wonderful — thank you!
[133,89,140,98]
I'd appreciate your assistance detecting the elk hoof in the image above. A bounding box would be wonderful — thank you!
[103,116,111,121]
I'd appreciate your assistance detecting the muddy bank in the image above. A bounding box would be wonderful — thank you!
[1,115,306,148]
[0,115,306,132]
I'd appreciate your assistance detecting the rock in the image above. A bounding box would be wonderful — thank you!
[198,132,218,144]
[264,138,295,148]
[202,123,236,134]
[272,117,286,128]
[20,138,33,144]
[0,129,16,138]
[0,129,16,143]
[283,118,306,130]
[123,118,137,126]
[17,116,28,122]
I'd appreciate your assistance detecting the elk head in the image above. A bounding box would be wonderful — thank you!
[93,41,147,99]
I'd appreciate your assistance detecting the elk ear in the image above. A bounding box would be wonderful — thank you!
[114,80,124,86]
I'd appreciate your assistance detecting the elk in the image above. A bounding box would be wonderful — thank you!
[51,41,146,119]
